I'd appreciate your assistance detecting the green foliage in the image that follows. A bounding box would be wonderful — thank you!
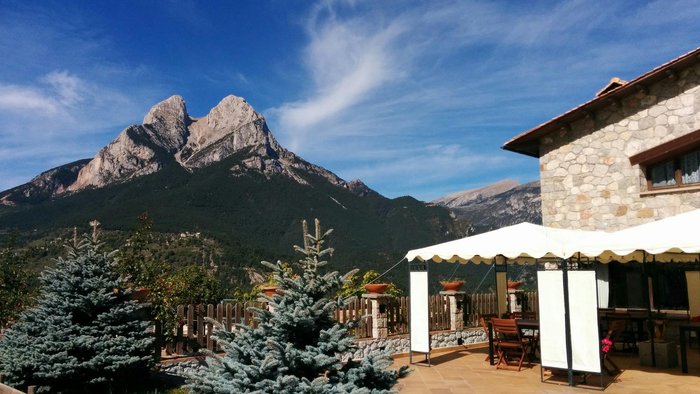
[116,214,226,346]
[0,232,37,329]
[0,232,154,393]
[0,154,461,291]
[337,269,403,299]
[187,220,408,393]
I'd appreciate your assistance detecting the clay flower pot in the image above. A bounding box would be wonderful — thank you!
[260,285,279,297]
[507,280,523,289]
[363,283,389,294]
[440,281,464,291]
[132,287,150,302]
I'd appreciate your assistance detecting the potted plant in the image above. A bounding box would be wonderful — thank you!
[132,287,150,302]
[507,280,523,289]
[440,279,465,291]
[260,285,279,297]
[363,283,390,294]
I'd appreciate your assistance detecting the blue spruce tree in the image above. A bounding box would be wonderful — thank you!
[0,225,155,393]
[188,219,409,393]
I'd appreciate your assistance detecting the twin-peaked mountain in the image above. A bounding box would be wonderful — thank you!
[0,95,460,275]
[2,95,354,203]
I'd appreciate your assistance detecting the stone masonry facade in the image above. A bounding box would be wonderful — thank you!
[540,62,700,230]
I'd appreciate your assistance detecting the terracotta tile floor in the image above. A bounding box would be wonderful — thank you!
[392,345,700,393]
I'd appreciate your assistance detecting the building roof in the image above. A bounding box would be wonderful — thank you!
[502,46,700,158]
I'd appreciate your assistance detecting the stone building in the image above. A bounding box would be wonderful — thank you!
[503,47,700,310]
[504,47,700,232]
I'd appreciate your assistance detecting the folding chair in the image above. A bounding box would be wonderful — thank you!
[492,317,531,371]
[480,313,499,362]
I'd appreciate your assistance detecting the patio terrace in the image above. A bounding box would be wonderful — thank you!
[393,344,700,393]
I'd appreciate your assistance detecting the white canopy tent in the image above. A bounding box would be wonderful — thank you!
[404,209,700,385]
[406,222,612,264]
[600,209,700,263]
[406,210,700,264]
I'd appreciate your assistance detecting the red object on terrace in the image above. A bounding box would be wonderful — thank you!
[507,280,523,289]
[364,283,389,294]
[260,285,279,297]
[439,281,465,291]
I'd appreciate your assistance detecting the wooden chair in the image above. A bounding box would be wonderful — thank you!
[480,313,499,361]
[492,318,531,371]
[601,319,625,375]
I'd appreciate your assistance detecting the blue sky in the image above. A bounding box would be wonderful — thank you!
[1,0,699,201]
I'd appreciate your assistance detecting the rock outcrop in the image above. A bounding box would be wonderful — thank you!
[0,159,90,205]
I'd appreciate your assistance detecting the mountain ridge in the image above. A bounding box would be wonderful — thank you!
[0,94,465,287]
[1,95,372,205]
[432,180,542,234]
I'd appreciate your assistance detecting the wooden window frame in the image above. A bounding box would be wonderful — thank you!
[645,157,684,191]
[630,129,700,192]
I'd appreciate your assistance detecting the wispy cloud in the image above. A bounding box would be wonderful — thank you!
[0,84,60,113]
[273,6,406,150]
[0,4,163,192]
[268,0,700,200]
[0,69,154,190]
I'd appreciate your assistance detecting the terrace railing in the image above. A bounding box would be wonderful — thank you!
[163,291,538,355]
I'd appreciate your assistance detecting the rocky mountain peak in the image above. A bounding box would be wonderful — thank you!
[1,93,382,204]
[347,179,376,197]
[143,95,188,126]
[177,94,280,168]
[142,95,190,153]
[206,95,259,130]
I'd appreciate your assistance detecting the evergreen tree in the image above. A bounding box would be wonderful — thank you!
[0,231,36,329]
[0,226,155,393]
[188,219,409,393]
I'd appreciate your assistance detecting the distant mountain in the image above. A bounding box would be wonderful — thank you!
[0,95,463,282]
[432,179,520,209]
[432,180,542,234]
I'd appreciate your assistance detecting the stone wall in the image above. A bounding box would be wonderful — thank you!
[352,328,486,360]
[540,63,700,230]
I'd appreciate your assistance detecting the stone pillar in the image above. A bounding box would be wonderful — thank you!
[440,290,465,331]
[362,293,391,339]
[508,289,523,313]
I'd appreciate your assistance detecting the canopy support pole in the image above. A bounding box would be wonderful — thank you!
[561,258,574,386]
[495,256,508,317]
[642,252,656,367]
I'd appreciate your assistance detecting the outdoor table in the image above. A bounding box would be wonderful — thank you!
[679,321,700,373]
[487,319,539,365]
[517,319,540,360]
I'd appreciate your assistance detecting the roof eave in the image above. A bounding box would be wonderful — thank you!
[503,46,700,158]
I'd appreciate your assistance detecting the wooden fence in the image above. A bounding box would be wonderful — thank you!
[463,291,539,327]
[164,291,538,355]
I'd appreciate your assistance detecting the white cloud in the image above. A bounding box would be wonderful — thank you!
[266,0,700,200]
[42,70,85,107]
[0,84,60,113]
[273,8,406,150]
[0,69,158,191]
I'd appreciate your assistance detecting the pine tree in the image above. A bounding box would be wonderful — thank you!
[0,231,36,329]
[188,220,409,393]
[0,226,155,393]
